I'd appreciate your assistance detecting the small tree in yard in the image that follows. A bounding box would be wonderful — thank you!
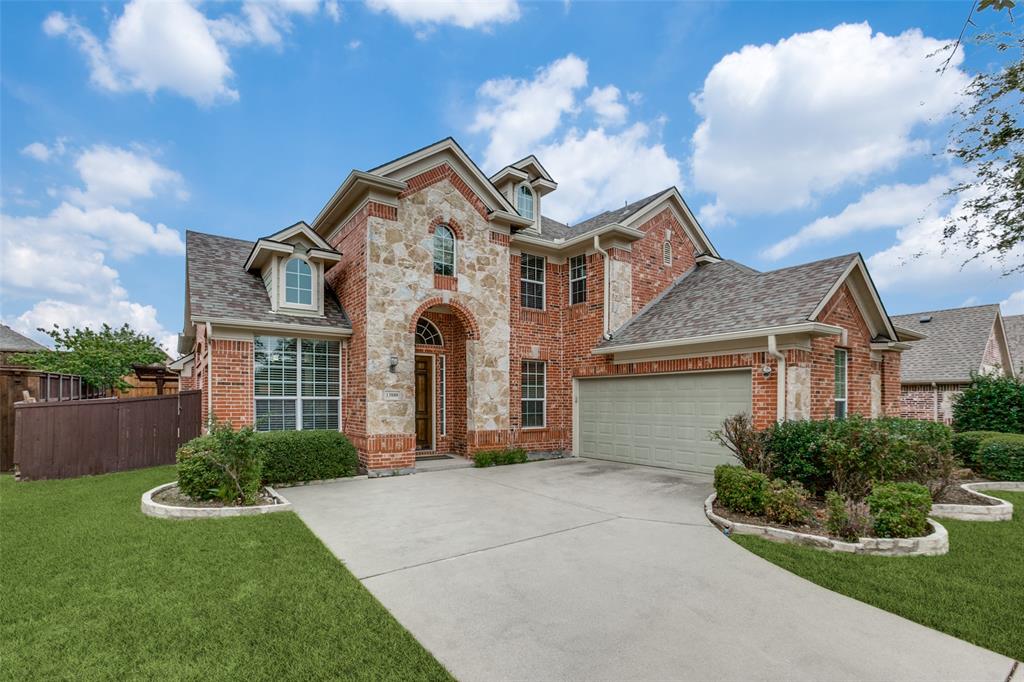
[711,414,772,474]
[10,324,166,392]
[952,374,1024,434]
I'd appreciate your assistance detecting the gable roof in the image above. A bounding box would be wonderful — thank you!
[186,231,351,332]
[0,325,47,353]
[598,254,864,350]
[891,304,1006,384]
[538,190,665,241]
[1006,314,1024,373]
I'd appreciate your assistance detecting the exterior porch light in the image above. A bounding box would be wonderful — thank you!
[389,356,399,373]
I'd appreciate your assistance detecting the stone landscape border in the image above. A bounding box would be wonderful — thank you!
[141,482,292,519]
[704,493,949,556]
[931,482,1023,522]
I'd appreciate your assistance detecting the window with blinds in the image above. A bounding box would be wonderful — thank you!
[254,336,340,431]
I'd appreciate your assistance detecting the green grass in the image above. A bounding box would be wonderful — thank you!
[0,467,452,681]
[734,491,1024,661]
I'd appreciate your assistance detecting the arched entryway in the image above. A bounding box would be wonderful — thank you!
[409,299,477,456]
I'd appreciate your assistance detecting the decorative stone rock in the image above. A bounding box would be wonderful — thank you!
[141,482,291,519]
[704,492,949,556]
[931,482,1022,522]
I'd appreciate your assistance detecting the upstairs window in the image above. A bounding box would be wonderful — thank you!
[569,254,587,305]
[285,258,313,306]
[433,224,455,276]
[520,253,545,310]
[834,348,848,419]
[517,184,535,221]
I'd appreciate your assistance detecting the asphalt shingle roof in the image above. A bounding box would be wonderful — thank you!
[1000,314,1024,374]
[599,254,859,349]
[532,190,668,242]
[891,304,1000,384]
[0,325,47,352]
[186,231,351,331]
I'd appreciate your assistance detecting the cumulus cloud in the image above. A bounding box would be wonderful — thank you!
[1002,290,1024,315]
[470,55,679,223]
[44,0,336,105]
[763,174,954,260]
[20,139,66,162]
[691,23,969,220]
[366,0,520,29]
[68,145,187,208]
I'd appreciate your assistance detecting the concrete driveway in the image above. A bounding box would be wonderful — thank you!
[285,458,1016,681]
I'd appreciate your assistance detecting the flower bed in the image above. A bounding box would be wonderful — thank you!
[141,482,291,519]
[930,482,1022,522]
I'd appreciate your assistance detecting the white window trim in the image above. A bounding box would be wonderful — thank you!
[281,256,318,312]
[834,348,848,418]
[433,224,457,277]
[521,253,546,311]
[569,254,587,305]
[521,360,546,429]
[439,354,447,436]
[253,336,342,432]
[516,182,536,223]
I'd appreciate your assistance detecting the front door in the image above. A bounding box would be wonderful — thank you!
[415,356,433,450]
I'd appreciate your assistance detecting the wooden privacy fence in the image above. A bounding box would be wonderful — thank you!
[13,390,202,480]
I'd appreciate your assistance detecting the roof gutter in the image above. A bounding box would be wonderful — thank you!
[191,316,353,338]
[593,234,611,339]
[592,322,844,356]
[511,223,644,254]
[767,335,786,422]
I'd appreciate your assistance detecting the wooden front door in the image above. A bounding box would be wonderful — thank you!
[415,356,433,450]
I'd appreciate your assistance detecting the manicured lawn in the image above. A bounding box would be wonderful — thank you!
[0,467,452,681]
[734,491,1024,662]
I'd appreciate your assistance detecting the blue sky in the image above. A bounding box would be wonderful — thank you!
[2,0,1021,352]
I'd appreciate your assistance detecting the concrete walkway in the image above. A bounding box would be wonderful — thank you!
[286,458,1016,681]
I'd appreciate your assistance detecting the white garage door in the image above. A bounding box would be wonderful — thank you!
[577,371,752,474]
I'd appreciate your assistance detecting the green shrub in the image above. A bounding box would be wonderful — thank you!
[824,491,870,542]
[764,479,811,525]
[713,465,769,515]
[764,420,831,494]
[974,435,1024,481]
[875,417,955,497]
[710,413,772,474]
[473,448,528,468]
[867,482,931,539]
[256,430,359,484]
[952,374,1024,434]
[176,435,223,501]
[952,431,1008,467]
[175,422,262,505]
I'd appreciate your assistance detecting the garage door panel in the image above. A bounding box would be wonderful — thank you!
[578,371,752,475]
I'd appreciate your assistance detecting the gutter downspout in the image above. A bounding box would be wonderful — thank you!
[767,335,786,422]
[206,321,213,432]
[594,235,611,339]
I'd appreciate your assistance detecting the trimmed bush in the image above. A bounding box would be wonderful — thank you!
[974,435,1024,481]
[713,465,769,515]
[764,479,811,525]
[256,430,359,485]
[175,423,262,505]
[867,482,931,539]
[952,431,1009,467]
[952,374,1024,434]
[824,491,870,542]
[176,435,223,501]
[764,420,831,494]
[473,448,528,468]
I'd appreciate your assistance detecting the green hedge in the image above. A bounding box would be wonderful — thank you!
[764,420,831,495]
[867,482,931,538]
[951,431,1009,467]
[975,434,1024,481]
[714,465,768,515]
[473,448,528,468]
[952,374,1024,434]
[256,430,359,485]
[176,435,223,501]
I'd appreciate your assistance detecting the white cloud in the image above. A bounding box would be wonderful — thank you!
[347,39,362,50]
[68,145,186,208]
[763,174,953,260]
[367,0,520,29]
[45,0,336,106]
[21,141,63,162]
[1002,290,1024,315]
[13,299,177,355]
[325,0,342,23]
[470,54,680,224]
[691,23,969,219]
[585,85,628,126]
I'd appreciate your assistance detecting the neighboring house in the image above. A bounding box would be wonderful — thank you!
[178,137,915,476]
[892,305,1015,424]
[1004,314,1024,375]
[0,324,46,366]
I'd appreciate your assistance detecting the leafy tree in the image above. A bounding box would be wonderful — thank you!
[952,373,1024,434]
[11,324,166,392]
[939,4,1023,273]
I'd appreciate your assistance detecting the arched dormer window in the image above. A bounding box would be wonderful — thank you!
[433,224,455,276]
[285,257,313,305]
[415,318,443,346]
[517,184,535,221]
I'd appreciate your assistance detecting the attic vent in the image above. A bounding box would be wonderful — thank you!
[663,241,672,267]
[919,315,933,323]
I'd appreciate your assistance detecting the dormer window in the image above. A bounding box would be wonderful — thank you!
[433,224,455,276]
[285,258,313,306]
[517,184,535,221]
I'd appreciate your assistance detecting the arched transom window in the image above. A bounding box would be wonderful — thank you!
[517,184,535,221]
[415,318,443,346]
[285,258,313,305]
[433,224,455,276]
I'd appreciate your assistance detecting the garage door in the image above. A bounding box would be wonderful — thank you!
[577,371,752,474]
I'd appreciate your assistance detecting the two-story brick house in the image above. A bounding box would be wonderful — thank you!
[177,137,915,476]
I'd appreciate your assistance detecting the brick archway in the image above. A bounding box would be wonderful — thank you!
[428,216,465,240]
[408,297,480,340]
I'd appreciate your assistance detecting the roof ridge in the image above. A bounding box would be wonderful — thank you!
[758,253,858,276]
[187,229,255,245]
[892,303,1001,318]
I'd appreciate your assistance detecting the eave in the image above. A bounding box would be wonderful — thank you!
[191,315,353,338]
[312,171,407,235]
[593,322,844,356]
[511,223,644,255]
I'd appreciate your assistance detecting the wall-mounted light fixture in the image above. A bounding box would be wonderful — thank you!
[761,364,772,378]
[389,356,399,373]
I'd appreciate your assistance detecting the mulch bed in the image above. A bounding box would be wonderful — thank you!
[712,498,848,538]
[153,484,279,508]
[933,483,1001,506]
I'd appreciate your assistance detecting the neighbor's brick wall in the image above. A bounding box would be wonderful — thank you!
[900,383,964,424]
[980,325,1005,375]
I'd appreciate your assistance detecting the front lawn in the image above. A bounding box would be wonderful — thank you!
[734,491,1024,661]
[0,467,451,681]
